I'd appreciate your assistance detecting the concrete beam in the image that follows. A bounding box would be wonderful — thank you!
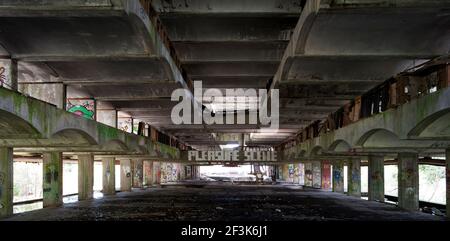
[78,153,94,201]
[398,152,419,211]
[43,152,63,207]
[153,0,304,14]
[161,16,297,42]
[0,147,13,218]
[368,155,384,202]
[287,86,450,157]
[174,42,287,62]
[102,157,115,195]
[0,87,180,158]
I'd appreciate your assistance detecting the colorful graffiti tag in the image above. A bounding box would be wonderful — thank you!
[118,117,132,133]
[66,99,95,120]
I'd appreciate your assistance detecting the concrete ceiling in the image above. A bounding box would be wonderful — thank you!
[1,0,449,149]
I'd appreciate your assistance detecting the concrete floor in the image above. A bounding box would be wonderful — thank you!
[3,184,444,221]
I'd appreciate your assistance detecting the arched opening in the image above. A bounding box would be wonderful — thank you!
[50,128,98,146]
[0,109,41,138]
[409,108,450,139]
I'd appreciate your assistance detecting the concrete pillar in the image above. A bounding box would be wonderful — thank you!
[131,159,144,188]
[120,159,131,192]
[332,160,344,193]
[321,161,331,190]
[0,147,13,218]
[96,109,118,128]
[19,82,65,109]
[368,155,384,202]
[78,154,94,200]
[144,161,153,186]
[43,152,63,207]
[102,157,115,195]
[347,158,361,197]
[304,162,313,187]
[312,161,322,188]
[398,152,419,211]
[446,148,450,218]
[0,59,18,91]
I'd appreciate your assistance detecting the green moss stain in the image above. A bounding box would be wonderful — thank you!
[98,124,119,141]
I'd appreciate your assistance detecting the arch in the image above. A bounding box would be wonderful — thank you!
[408,108,450,139]
[101,139,129,152]
[295,149,307,159]
[328,139,352,152]
[50,128,98,146]
[308,145,324,158]
[0,109,42,138]
[133,145,149,154]
[356,128,401,148]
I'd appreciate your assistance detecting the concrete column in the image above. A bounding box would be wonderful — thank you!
[0,147,13,218]
[144,161,153,186]
[368,155,384,202]
[102,157,115,195]
[131,159,144,188]
[332,160,344,193]
[96,109,118,128]
[43,152,63,207]
[446,148,450,218]
[120,159,131,192]
[398,152,419,211]
[347,158,361,197]
[312,161,322,188]
[0,59,18,91]
[78,154,94,200]
[304,162,313,187]
[19,82,65,109]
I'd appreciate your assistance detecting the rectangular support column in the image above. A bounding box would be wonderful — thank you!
[131,159,144,188]
[368,155,384,202]
[102,157,115,195]
[332,160,344,193]
[446,148,450,218]
[321,161,331,190]
[347,158,361,197]
[0,147,13,218]
[312,161,322,188]
[144,161,153,187]
[78,154,94,201]
[398,152,419,211]
[43,152,63,207]
[304,162,313,187]
[120,159,131,192]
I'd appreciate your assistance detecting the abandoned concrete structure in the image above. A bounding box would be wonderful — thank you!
[0,0,450,221]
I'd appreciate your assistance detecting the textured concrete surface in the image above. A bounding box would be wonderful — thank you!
[3,184,444,221]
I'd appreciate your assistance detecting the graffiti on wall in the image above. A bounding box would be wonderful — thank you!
[304,163,313,187]
[160,163,181,183]
[321,162,331,190]
[0,60,12,89]
[0,66,6,87]
[312,162,321,188]
[298,163,305,185]
[118,117,132,133]
[66,99,95,120]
